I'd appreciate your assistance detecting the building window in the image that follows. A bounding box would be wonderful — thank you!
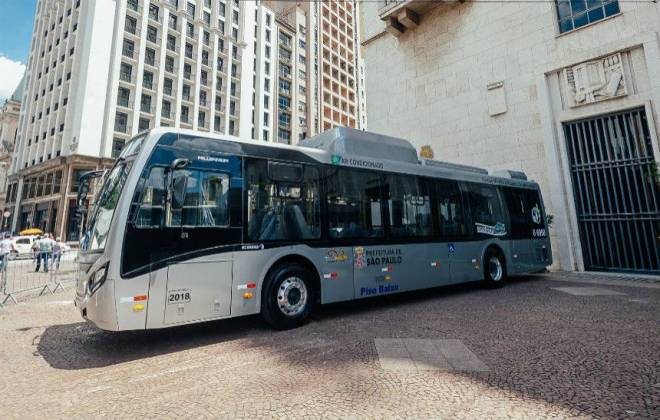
[145,47,156,66]
[149,3,159,21]
[139,117,150,131]
[141,94,152,113]
[120,63,132,81]
[187,2,195,17]
[115,112,128,133]
[143,71,154,89]
[117,87,130,107]
[168,14,178,30]
[198,111,206,127]
[164,78,173,95]
[165,55,175,72]
[181,105,190,123]
[110,138,125,158]
[162,100,172,118]
[122,39,135,58]
[125,16,137,34]
[147,26,158,43]
[556,0,620,33]
[167,34,176,51]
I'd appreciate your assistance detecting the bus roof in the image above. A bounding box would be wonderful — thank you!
[146,127,539,189]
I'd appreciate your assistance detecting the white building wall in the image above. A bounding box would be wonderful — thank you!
[70,0,116,157]
[361,1,660,271]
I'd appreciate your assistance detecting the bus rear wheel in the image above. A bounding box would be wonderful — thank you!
[483,248,506,289]
[261,263,315,330]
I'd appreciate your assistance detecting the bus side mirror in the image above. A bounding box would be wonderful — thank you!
[170,174,187,211]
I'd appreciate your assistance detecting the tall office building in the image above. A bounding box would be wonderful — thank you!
[7,0,266,240]
[0,76,25,220]
[264,0,366,144]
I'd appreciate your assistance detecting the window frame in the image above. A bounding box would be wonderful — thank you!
[244,158,323,243]
[132,165,232,229]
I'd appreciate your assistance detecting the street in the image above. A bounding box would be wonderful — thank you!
[0,272,658,419]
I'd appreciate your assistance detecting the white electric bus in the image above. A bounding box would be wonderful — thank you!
[74,127,551,330]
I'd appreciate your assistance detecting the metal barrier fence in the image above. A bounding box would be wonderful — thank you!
[0,250,78,306]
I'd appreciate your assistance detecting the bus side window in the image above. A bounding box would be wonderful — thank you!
[463,183,506,236]
[326,168,384,239]
[135,166,166,227]
[168,169,230,227]
[245,159,321,241]
[503,188,528,239]
[503,188,547,239]
[434,180,468,238]
[384,174,433,238]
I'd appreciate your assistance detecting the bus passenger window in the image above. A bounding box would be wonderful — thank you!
[326,169,384,239]
[168,170,230,227]
[503,188,546,239]
[434,180,468,237]
[385,175,432,238]
[463,183,506,236]
[246,160,321,241]
[136,166,166,227]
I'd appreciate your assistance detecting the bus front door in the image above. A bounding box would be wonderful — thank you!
[163,258,233,325]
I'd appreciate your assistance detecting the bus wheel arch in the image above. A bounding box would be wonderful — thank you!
[260,255,320,330]
[483,245,507,288]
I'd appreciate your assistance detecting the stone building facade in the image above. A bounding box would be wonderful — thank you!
[360,1,660,273]
[0,76,25,226]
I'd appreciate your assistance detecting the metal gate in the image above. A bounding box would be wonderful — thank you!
[564,108,660,273]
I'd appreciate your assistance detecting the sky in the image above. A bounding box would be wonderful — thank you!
[0,0,36,102]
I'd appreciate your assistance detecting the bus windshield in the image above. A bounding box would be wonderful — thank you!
[82,160,133,251]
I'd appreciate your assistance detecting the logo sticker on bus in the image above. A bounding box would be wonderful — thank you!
[326,249,349,263]
[531,204,542,225]
[475,222,507,237]
[354,247,366,269]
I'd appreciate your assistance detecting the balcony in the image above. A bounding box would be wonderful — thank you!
[379,0,446,37]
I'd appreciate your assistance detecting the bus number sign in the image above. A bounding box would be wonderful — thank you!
[168,289,191,304]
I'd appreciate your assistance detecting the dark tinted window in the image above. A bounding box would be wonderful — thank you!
[135,166,166,227]
[503,188,547,239]
[435,180,468,238]
[169,170,230,227]
[384,175,432,238]
[327,168,384,239]
[246,159,320,241]
[463,183,507,237]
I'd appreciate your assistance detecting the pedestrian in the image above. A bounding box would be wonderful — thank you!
[0,233,15,273]
[35,235,53,273]
[32,236,41,268]
[52,236,62,271]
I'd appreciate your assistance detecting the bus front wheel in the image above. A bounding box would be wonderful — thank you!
[261,263,315,330]
[483,248,507,289]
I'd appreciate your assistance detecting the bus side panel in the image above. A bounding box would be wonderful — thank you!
[115,272,151,330]
[314,246,355,304]
[144,267,169,329]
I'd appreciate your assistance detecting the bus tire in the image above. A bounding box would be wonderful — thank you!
[261,263,315,330]
[483,248,506,289]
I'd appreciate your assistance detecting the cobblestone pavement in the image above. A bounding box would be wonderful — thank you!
[0,272,658,419]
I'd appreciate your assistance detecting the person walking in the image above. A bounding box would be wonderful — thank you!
[0,233,12,295]
[0,233,15,273]
[52,237,62,271]
[35,235,53,273]
[33,236,41,270]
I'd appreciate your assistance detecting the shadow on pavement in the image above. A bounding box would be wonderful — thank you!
[36,274,657,417]
[36,277,495,371]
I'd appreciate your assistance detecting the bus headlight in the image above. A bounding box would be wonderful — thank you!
[88,262,109,295]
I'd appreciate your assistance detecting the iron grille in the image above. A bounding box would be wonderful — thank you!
[564,108,660,273]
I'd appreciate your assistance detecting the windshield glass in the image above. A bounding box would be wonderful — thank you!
[82,161,133,251]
